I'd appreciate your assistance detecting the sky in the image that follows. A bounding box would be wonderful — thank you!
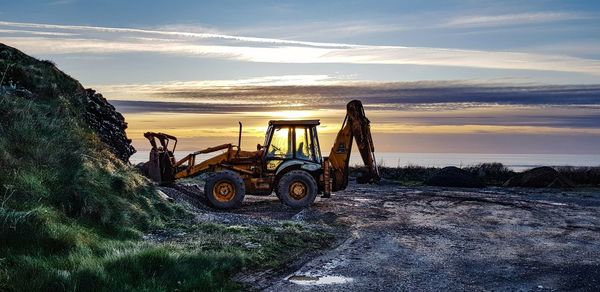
[1,0,600,156]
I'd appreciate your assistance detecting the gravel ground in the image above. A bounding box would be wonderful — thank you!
[159,181,600,291]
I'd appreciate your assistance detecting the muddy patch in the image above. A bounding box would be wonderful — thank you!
[265,183,600,291]
[156,181,600,291]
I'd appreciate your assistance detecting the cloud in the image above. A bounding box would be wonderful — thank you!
[101,80,600,109]
[97,78,600,103]
[445,12,589,28]
[2,21,600,75]
[520,41,600,57]
[105,81,600,144]
[223,21,408,40]
[0,29,76,36]
[0,21,356,48]
[97,75,340,92]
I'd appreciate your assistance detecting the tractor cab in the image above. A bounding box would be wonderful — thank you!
[261,120,323,174]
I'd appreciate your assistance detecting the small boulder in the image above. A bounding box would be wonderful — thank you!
[425,166,485,188]
[503,166,574,188]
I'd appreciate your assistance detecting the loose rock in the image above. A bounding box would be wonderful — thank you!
[84,88,135,161]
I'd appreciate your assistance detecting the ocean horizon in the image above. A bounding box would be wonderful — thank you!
[129,151,600,172]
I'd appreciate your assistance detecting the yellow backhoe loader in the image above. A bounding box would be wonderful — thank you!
[140,100,380,208]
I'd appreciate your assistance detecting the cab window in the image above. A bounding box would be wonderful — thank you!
[267,126,292,159]
[294,126,316,162]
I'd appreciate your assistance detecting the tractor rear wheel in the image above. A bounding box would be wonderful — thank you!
[204,170,245,209]
[276,170,318,208]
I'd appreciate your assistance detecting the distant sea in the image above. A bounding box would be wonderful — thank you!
[129,151,600,172]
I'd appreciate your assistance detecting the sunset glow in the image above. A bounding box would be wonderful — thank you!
[3,1,599,156]
[5,2,600,290]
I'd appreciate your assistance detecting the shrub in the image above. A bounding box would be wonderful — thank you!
[464,163,515,186]
[556,166,600,186]
[358,162,516,186]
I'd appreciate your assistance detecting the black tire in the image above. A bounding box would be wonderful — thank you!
[135,162,148,176]
[204,170,245,209]
[276,170,318,208]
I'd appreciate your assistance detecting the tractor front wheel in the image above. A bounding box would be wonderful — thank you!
[276,170,318,208]
[204,170,245,209]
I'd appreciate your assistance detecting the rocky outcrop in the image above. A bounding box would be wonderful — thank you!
[84,89,135,161]
[0,43,135,161]
[503,167,574,188]
[425,166,485,188]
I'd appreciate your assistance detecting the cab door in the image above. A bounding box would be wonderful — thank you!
[264,125,293,173]
[293,125,322,163]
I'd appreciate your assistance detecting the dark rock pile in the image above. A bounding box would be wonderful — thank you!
[84,89,135,161]
[503,166,574,188]
[424,166,485,188]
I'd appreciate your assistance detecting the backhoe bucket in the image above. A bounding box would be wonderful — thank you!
[347,100,380,184]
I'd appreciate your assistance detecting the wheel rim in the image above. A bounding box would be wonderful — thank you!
[213,180,235,202]
[289,181,307,200]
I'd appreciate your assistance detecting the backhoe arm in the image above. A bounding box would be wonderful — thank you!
[327,100,380,192]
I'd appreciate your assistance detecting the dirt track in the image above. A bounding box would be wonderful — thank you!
[163,181,600,291]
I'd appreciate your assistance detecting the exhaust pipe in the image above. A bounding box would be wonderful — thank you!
[236,121,242,157]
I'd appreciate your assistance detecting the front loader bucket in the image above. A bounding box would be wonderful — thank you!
[142,132,177,184]
[145,148,175,184]
[146,148,162,182]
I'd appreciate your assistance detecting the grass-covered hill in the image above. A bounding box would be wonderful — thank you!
[0,43,183,290]
[0,44,332,291]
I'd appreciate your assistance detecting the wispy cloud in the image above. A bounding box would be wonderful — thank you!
[445,12,589,28]
[96,75,341,93]
[1,21,600,75]
[0,21,357,48]
[520,41,600,57]
[0,28,76,36]
[220,21,408,40]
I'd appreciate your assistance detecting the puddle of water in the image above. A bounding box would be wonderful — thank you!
[540,201,568,206]
[351,198,373,202]
[287,275,353,285]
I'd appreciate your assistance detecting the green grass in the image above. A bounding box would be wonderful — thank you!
[1,237,244,291]
[184,222,333,269]
[0,93,176,235]
[0,88,333,291]
[0,220,332,291]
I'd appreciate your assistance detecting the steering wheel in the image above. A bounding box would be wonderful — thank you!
[270,144,281,153]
